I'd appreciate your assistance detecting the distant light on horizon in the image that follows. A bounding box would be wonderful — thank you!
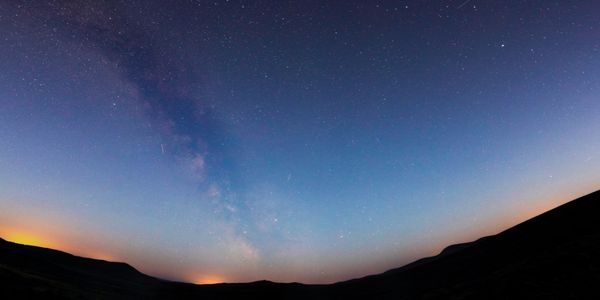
[2,231,47,248]
[192,275,227,285]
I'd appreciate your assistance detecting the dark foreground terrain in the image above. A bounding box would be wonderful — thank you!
[1,190,599,299]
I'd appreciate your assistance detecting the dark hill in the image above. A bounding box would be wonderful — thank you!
[0,237,164,299]
[1,190,599,299]
[329,189,600,299]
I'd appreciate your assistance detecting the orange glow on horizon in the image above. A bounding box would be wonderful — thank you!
[191,275,227,285]
[84,251,119,262]
[506,197,567,231]
[1,230,55,249]
[0,227,120,265]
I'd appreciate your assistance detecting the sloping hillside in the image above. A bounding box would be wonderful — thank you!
[1,190,599,299]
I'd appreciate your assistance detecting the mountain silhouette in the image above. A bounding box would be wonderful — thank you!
[1,190,599,299]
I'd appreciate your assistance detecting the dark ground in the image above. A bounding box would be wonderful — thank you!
[1,190,599,299]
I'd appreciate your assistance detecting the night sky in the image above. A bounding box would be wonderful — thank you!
[1,0,600,284]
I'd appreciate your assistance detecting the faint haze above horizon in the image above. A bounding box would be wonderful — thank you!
[1,0,599,284]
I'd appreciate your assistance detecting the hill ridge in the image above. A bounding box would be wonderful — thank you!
[1,189,599,299]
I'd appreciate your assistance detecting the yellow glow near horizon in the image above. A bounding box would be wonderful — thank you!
[192,275,227,285]
[2,231,51,248]
[0,227,118,264]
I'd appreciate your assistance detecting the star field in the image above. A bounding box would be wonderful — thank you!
[0,0,599,284]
